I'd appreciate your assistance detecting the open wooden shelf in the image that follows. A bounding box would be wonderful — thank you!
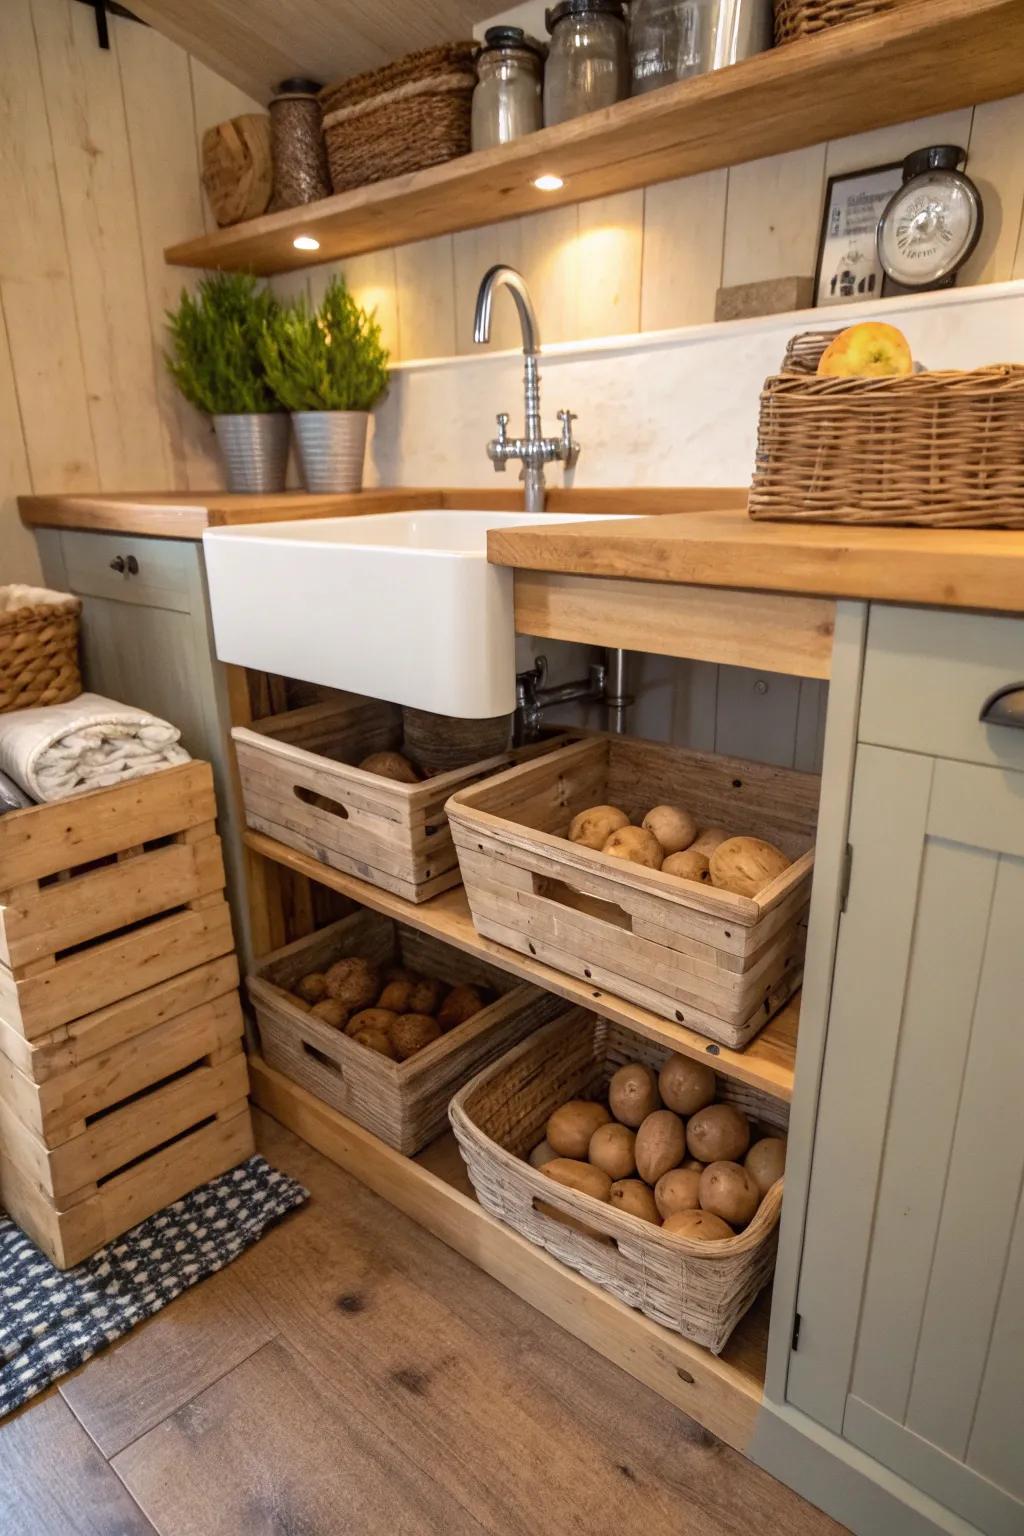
[165,0,1024,275]
[244,829,798,1102]
[249,1053,769,1452]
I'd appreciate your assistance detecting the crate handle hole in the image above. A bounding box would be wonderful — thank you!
[294,785,349,820]
[533,1196,616,1247]
[532,875,632,932]
[301,1040,344,1077]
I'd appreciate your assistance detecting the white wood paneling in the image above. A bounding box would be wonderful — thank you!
[641,170,728,332]
[395,236,457,361]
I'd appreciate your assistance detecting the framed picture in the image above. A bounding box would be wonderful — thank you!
[814,163,904,308]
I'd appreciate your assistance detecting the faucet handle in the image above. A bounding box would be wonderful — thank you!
[488,411,510,473]
[557,408,580,468]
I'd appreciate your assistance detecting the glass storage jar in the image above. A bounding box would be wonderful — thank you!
[472,27,545,150]
[268,77,331,210]
[544,0,629,127]
[629,0,772,96]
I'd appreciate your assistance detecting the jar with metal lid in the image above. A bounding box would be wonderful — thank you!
[629,0,772,96]
[269,77,331,210]
[544,0,629,127]
[472,27,545,151]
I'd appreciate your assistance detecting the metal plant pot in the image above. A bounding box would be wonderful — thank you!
[213,413,290,494]
[292,410,369,493]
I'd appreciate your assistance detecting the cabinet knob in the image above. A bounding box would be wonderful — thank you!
[109,555,139,575]
[979,683,1024,730]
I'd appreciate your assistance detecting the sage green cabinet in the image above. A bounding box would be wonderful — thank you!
[783,605,1024,1536]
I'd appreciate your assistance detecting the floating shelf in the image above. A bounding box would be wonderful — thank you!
[166,0,1024,275]
[244,829,798,1102]
[250,1054,769,1450]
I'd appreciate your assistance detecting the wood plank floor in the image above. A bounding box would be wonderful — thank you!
[0,1111,848,1536]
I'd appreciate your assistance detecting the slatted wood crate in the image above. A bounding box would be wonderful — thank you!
[0,763,253,1268]
[447,735,819,1049]
[248,909,565,1154]
[232,691,570,903]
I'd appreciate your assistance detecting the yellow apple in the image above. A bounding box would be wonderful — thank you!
[817,322,913,379]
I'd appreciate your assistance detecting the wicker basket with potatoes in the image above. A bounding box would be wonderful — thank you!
[448,733,819,1048]
[450,1011,788,1352]
[248,909,565,1153]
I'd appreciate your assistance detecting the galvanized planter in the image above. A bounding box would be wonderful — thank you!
[213,413,290,493]
[292,410,369,493]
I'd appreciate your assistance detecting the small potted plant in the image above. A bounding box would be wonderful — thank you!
[259,275,390,493]
[166,273,288,493]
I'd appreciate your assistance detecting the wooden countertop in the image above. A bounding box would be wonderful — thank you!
[18,488,442,540]
[487,508,1024,615]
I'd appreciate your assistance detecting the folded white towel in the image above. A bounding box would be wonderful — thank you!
[0,693,191,803]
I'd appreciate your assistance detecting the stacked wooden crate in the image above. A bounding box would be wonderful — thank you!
[0,762,253,1268]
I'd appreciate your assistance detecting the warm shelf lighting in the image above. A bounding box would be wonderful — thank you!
[293,234,320,251]
[533,174,564,192]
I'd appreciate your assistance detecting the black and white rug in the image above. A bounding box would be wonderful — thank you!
[0,1154,307,1418]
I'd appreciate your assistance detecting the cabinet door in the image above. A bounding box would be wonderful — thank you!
[787,746,1024,1536]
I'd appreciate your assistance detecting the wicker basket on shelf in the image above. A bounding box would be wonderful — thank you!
[0,587,81,714]
[749,365,1024,528]
[320,42,477,194]
[773,0,907,44]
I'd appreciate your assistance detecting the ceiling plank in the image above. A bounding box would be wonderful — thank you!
[127,0,497,103]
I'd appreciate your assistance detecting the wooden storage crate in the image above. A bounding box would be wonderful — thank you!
[447,734,819,1048]
[450,1011,788,1354]
[248,909,565,1155]
[232,691,570,903]
[0,762,235,1043]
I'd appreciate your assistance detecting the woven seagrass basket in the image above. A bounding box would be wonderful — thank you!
[774,0,907,44]
[0,587,81,714]
[320,42,476,194]
[450,1011,787,1354]
[749,364,1024,528]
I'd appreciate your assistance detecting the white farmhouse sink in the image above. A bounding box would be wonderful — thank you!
[203,509,628,718]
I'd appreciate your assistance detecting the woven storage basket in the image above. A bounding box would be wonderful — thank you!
[774,0,906,44]
[451,1011,787,1353]
[320,42,476,193]
[0,586,81,714]
[750,365,1024,528]
[248,909,565,1155]
[781,328,842,374]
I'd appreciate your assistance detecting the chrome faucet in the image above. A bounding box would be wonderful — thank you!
[473,264,580,515]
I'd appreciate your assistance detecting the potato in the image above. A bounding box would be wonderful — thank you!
[658,1055,716,1117]
[690,826,730,857]
[661,850,710,883]
[654,1167,702,1219]
[437,984,485,1032]
[588,1122,636,1180]
[568,804,630,850]
[378,979,418,1013]
[635,1109,686,1184]
[391,1013,442,1059]
[686,1103,750,1164]
[547,1100,612,1159]
[682,1158,706,1172]
[610,1180,661,1224]
[309,998,350,1030]
[642,805,697,855]
[345,1007,398,1038]
[709,836,791,898]
[542,1158,612,1202]
[358,750,420,783]
[745,1136,787,1195]
[289,996,311,1012]
[528,1139,556,1169]
[351,1026,397,1059]
[295,971,328,1004]
[608,1062,660,1127]
[406,977,444,1015]
[383,965,417,986]
[602,826,664,870]
[325,957,380,1010]
[662,1209,733,1242]
[699,1161,761,1229]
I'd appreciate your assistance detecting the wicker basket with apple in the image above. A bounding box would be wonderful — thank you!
[749,321,1024,528]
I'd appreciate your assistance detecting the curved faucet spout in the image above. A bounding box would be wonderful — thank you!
[473,264,541,354]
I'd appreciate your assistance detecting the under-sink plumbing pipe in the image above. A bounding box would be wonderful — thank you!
[514,648,632,741]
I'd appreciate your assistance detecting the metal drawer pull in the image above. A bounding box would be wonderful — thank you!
[109,555,139,575]
[979,684,1024,730]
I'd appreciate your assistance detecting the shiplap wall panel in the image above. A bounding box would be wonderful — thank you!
[32,0,171,491]
[395,236,457,361]
[576,191,644,339]
[0,308,40,584]
[640,169,728,331]
[963,96,1024,286]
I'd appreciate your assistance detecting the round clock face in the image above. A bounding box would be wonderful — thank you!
[877,170,982,288]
